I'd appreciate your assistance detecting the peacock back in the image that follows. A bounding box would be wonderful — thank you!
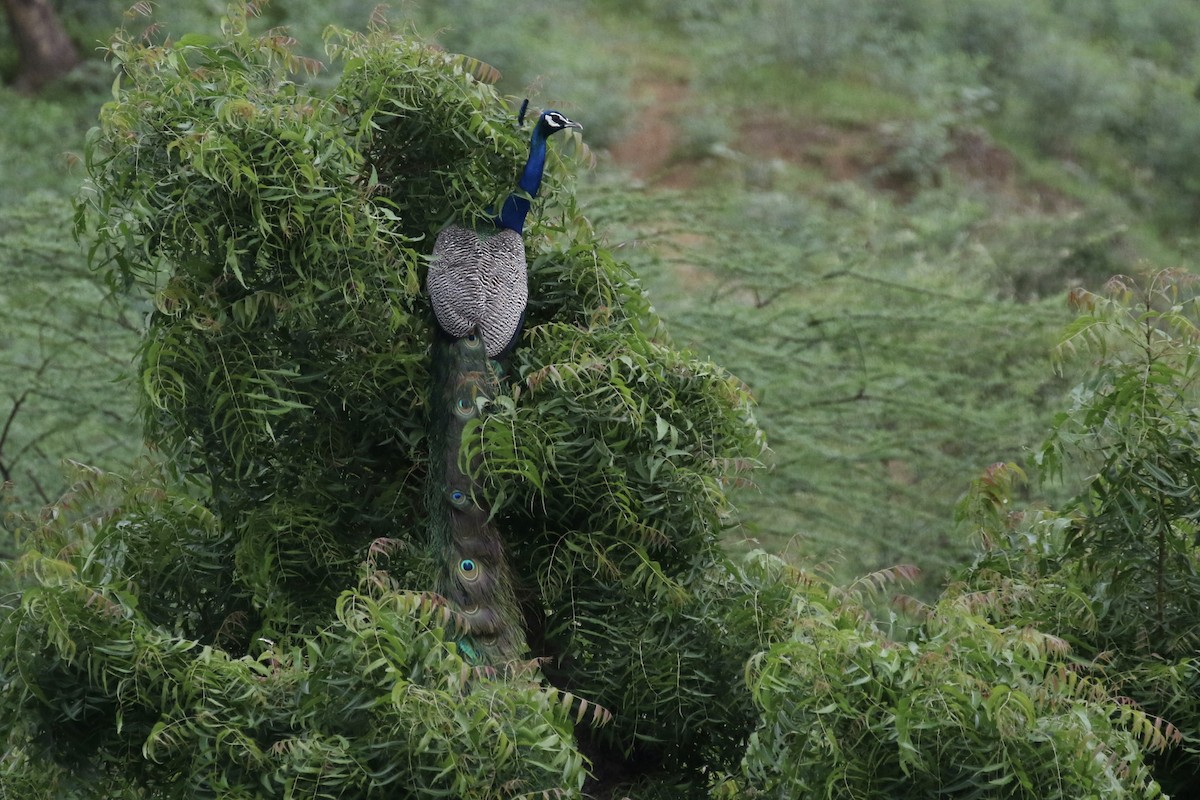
[427,225,527,359]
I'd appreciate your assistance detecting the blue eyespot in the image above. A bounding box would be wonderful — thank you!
[449,489,468,506]
[458,558,481,582]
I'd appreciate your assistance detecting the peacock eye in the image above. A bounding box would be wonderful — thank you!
[459,559,481,581]
[449,489,468,506]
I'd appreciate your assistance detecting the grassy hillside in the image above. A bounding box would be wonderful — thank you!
[3,0,1198,593]
[571,0,1200,589]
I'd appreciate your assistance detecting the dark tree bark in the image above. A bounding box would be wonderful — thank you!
[2,0,79,93]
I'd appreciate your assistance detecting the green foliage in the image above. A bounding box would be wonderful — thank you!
[61,0,633,146]
[1,463,584,799]
[940,0,1040,82]
[12,1,1200,796]
[1052,0,1200,70]
[732,554,1167,798]
[732,0,875,76]
[3,5,781,796]
[1009,36,1131,155]
[80,14,435,627]
[0,94,84,202]
[873,53,995,190]
[960,272,1200,793]
[1106,63,1200,228]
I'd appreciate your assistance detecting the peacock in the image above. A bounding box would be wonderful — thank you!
[425,107,581,665]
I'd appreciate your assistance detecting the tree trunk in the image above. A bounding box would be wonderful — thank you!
[2,0,79,93]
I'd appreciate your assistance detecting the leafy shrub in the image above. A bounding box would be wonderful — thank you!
[1106,64,1200,228]
[940,0,1040,83]
[0,464,587,799]
[984,209,1134,301]
[1,4,784,796]
[604,0,727,27]
[1007,36,1133,155]
[752,0,874,76]
[874,51,994,190]
[730,555,1168,798]
[960,272,1200,794]
[1052,0,1200,71]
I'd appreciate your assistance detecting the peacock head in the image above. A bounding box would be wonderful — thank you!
[536,109,582,138]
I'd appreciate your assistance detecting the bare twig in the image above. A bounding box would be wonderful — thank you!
[0,391,29,483]
[28,471,49,505]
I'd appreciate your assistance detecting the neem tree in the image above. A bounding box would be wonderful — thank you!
[0,5,1180,799]
[0,4,785,797]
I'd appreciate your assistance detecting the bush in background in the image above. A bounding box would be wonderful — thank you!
[960,272,1200,795]
[732,558,1169,798]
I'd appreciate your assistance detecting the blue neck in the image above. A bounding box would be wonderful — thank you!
[494,127,549,233]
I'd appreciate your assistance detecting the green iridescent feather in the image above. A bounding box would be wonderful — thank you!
[426,329,525,664]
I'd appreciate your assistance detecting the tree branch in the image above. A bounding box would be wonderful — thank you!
[0,391,29,483]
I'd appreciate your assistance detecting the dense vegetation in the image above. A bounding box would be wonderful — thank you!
[2,0,1200,797]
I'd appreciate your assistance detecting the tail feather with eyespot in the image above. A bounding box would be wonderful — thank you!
[426,328,524,664]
